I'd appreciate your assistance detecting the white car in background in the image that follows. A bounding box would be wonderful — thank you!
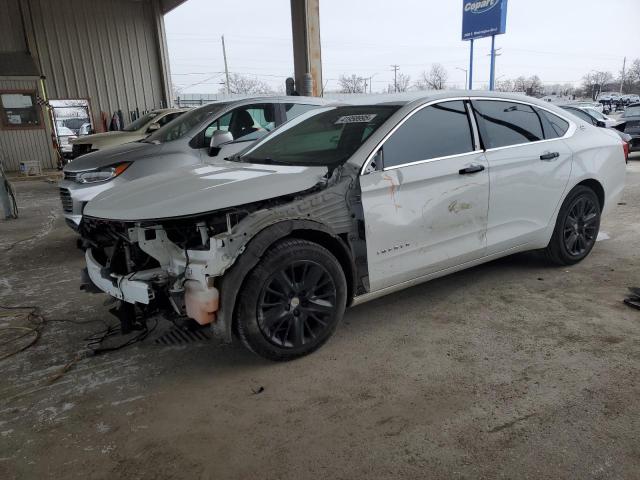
[68,108,189,158]
[56,125,77,155]
[569,101,604,113]
[582,107,618,127]
[78,92,626,361]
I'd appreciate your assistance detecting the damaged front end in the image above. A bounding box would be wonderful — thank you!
[79,164,368,342]
[80,206,255,327]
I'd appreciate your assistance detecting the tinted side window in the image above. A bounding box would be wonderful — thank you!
[285,103,319,121]
[538,108,570,138]
[157,112,182,127]
[203,104,276,145]
[383,101,474,168]
[473,100,543,148]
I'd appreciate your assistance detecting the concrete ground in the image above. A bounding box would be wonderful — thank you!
[1,157,640,479]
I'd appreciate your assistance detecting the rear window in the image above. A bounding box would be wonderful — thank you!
[538,108,570,138]
[473,100,544,148]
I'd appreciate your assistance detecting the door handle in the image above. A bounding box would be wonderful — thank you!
[458,164,485,175]
[539,151,560,161]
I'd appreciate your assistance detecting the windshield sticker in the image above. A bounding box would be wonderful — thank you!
[335,114,377,124]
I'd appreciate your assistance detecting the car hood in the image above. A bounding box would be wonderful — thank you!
[71,130,141,145]
[64,142,160,172]
[84,162,328,221]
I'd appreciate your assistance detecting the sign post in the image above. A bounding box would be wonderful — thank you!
[461,0,508,91]
[469,39,474,90]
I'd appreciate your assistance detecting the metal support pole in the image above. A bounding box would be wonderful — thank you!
[489,35,496,91]
[290,0,323,96]
[469,39,474,90]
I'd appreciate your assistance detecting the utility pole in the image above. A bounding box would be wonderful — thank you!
[488,39,502,91]
[221,35,230,95]
[391,64,399,93]
[620,56,626,94]
[456,67,468,90]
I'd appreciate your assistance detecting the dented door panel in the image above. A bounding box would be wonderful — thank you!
[483,139,573,254]
[360,151,489,291]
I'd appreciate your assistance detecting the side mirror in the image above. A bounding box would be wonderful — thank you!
[209,130,234,156]
[147,122,160,133]
[596,120,606,128]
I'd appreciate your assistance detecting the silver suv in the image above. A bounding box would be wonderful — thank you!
[59,97,331,230]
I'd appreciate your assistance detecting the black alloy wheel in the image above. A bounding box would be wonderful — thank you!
[236,238,347,361]
[562,195,599,257]
[257,260,337,348]
[545,185,601,265]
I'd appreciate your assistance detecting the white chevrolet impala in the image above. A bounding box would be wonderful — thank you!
[79,91,626,360]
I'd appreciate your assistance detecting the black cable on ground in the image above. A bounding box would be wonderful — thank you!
[0,303,157,368]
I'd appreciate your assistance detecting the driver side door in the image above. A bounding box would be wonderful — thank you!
[360,100,489,291]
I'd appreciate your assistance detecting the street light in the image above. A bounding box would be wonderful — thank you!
[456,67,469,90]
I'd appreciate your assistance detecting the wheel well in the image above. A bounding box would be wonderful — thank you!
[576,179,605,211]
[287,229,356,304]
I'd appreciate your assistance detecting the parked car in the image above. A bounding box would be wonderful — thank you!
[56,126,77,156]
[566,101,604,113]
[78,91,626,361]
[625,94,640,104]
[78,122,93,136]
[583,107,618,127]
[59,97,332,230]
[620,103,640,152]
[68,108,189,158]
[560,105,630,155]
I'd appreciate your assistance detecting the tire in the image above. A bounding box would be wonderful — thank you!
[545,185,601,266]
[236,238,347,361]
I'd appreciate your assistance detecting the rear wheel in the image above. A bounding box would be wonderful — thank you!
[236,238,347,361]
[545,185,601,265]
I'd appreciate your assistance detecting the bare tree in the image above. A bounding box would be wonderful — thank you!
[620,58,640,94]
[582,71,614,99]
[338,74,366,93]
[395,73,411,92]
[221,73,273,95]
[511,75,543,97]
[415,64,449,90]
[495,78,515,92]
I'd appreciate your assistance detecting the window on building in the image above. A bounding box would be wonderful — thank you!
[0,92,40,128]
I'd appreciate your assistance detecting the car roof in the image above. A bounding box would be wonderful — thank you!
[151,107,191,114]
[325,90,571,111]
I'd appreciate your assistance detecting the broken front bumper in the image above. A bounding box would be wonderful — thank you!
[85,248,161,304]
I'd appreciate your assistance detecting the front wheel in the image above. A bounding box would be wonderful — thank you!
[545,185,601,265]
[236,238,347,361]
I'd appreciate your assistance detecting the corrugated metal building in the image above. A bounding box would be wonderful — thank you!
[0,0,185,171]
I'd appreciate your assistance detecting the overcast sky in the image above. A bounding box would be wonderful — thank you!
[165,0,639,94]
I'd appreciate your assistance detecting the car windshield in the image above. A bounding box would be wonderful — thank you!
[123,112,159,132]
[585,108,605,120]
[145,103,229,144]
[238,105,400,167]
[624,106,640,117]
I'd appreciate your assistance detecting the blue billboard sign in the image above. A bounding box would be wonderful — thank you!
[461,0,508,40]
